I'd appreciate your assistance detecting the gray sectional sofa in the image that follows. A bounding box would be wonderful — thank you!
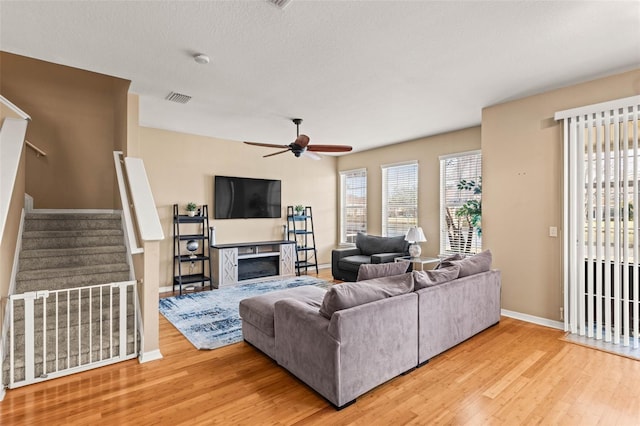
[239,250,501,409]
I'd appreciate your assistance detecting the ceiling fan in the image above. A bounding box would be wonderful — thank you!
[244,118,352,159]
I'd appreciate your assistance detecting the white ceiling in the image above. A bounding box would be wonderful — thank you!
[1,1,639,154]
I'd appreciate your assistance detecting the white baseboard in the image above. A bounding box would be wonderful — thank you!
[501,309,564,330]
[138,349,163,363]
[0,385,5,402]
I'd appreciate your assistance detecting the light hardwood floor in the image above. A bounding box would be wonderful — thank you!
[1,269,640,425]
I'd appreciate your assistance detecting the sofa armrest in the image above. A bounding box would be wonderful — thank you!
[274,299,340,404]
[332,246,362,278]
[371,252,405,264]
[326,292,418,406]
[332,246,361,261]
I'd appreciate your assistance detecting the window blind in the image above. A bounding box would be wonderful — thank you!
[439,151,482,255]
[557,94,640,349]
[381,161,418,237]
[340,169,367,244]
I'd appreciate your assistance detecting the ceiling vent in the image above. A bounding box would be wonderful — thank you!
[165,92,192,104]
[266,0,291,9]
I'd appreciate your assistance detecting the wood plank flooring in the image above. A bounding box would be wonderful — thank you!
[1,269,640,425]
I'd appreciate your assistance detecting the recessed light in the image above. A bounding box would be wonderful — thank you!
[194,54,210,65]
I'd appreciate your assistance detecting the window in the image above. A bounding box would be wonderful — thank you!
[440,151,482,255]
[340,168,367,244]
[382,161,418,237]
[557,95,640,347]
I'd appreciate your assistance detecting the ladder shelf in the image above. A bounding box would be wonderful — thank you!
[286,205,318,276]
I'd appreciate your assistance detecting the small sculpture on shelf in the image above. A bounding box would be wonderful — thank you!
[186,239,199,258]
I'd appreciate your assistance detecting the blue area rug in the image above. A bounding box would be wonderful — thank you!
[159,276,329,350]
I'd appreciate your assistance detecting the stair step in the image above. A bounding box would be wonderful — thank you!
[16,263,131,282]
[8,313,136,347]
[19,246,127,271]
[10,292,136,333]
[21,229,124,250]
[16,270,131,294]
[24,213,122,232]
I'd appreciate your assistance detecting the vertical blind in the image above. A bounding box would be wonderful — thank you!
[381,161,418,237]
[556,95,640,348]
[439,151,482,255]
[340,168,367,244]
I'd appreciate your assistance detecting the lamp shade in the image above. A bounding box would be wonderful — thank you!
[405,226,426,243]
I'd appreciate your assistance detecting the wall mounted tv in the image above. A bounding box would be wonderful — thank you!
[214,176,282,219]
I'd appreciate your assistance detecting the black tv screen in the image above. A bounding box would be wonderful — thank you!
[214,176,281,219]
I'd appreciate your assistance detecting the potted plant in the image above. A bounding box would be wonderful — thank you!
[186,202,198,217]
[294,205,305,216]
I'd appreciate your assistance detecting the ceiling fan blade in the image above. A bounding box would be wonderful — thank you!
[244,141,290,149]
[263,148,291,158]
[306,144,353,153]
[302,150,322,160]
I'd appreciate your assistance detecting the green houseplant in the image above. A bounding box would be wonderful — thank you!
[186,202,198,217]
[445,178,481,254]
[294,205,305,216]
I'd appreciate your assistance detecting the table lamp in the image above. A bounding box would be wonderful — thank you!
[405,226,426,258]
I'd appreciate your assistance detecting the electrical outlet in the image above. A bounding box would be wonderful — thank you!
[560,307,564,320]
[549,226,558,237]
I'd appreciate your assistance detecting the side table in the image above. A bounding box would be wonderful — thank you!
[394,256,440,271]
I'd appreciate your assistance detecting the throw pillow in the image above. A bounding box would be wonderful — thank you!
[413,265,460,290]
[435,253,465,269]
[319,272,414,319]
[356,261,410,281]
[356,232,408,256]
[449,249,492,277]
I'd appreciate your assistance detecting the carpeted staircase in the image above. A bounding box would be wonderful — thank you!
[3,212,139,386]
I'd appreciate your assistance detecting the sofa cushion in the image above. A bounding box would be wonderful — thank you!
[435,253,464,269]
[449,249,492,277]
[319,273,414,319]
[338,255,371,272]
[239,286,326,337]
[356,232,408,256]
[413,265,460,290]
[357,260,410,281]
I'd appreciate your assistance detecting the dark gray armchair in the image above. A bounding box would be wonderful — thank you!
[331,232,410,281]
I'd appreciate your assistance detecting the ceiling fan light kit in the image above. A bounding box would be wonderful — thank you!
[244,118,353,159]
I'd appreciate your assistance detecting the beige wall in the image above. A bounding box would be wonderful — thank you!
[137,127,338,287]
[0,52,130,209]
[337,127,481,257]
[483,68,640,321]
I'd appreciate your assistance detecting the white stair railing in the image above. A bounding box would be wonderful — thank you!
[113,151,164,363]
[0,118,28,240]
[114,151,143,254]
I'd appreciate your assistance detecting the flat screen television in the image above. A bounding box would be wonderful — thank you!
[214,176,281,219]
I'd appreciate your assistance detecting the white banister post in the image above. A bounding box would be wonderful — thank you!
[139,240,163,362]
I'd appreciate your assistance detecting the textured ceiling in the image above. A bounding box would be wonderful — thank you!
[1,1,639,154]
